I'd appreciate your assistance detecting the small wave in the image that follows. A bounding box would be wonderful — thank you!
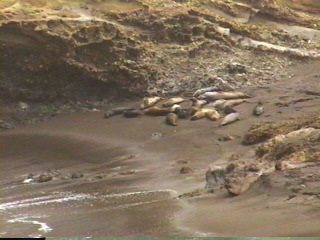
[8,215,52,235]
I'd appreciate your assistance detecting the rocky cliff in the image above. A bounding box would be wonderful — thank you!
[1,0,320,102]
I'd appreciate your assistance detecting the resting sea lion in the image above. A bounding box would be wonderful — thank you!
[193,87,219,98]
[140,97,163,109]
[166,113,178,126]
[144,106,172,116]
[220,112,240,126]
[190,97,207,108]
[104,107,135,118]
[162,97,186,107]
[199,91,250,102]
[123,111,142,118]
[206,109,220,121]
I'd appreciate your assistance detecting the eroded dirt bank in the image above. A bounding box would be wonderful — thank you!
[1,61,320,237]
[1,0,320,130]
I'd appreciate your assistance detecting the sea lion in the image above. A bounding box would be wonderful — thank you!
[253,102,264,116]
[206,109,220,121]
[140,97,163,109]
[177,108,189,119]
[207,99,227,109]
[144,106,172,116]
[199,91,250,102]
[193,87,219,98]
[104,107,135,118]
[222,99,249,109]
[224,107,237,115]
[166,113,178,126]
[190,97,207,108]
[123,111,142,118]
[162,97,186,107]
[171,104,182,113]
[220,112,240,126]
[188,106,201,116]
[190,108,212,121]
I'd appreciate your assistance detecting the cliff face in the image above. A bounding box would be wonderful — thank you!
[0,0,320,102]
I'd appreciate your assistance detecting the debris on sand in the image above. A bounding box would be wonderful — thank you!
[71,173,84,179]
[119,170,136,175]
[180,166,194,174]
[151,132,163,140]
[218,134,235,141]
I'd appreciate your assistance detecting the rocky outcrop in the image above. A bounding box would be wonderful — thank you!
[225,126,320,195]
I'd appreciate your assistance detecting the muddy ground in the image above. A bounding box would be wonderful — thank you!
[1,60,320,237]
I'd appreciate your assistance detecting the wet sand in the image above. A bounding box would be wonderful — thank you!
[1,61,320,237]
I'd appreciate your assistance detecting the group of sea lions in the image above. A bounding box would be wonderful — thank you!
[104,87,264,126]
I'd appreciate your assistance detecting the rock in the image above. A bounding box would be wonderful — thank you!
[227,62,247,74]
[0,120,13,130]
[37,173,53,183]
[176,159,189,165]
[19,102,29,109]
[218,134,235,141]
[151,132,162,140]
[71,173,84,179]
[225,171,261,196]
[180,166,193,174]
[178,189,207,199]
[119,170,136,175]
[205,166,226,191]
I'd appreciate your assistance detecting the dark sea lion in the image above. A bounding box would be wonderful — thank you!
[177,108,189,119]
[166,113,178,126]
[123,111,143,118]
[193,87,219,98]
[104,107,135,118]
[224,106,237,115]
